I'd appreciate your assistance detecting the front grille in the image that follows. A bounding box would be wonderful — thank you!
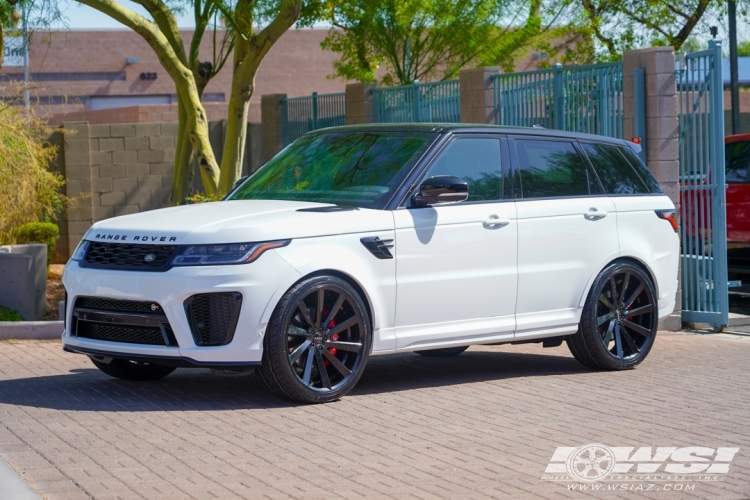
[185,292,242,346]
[76,322,167,345]
[83,241,177,271]
[72,296,178,347]
[75,297,162,314]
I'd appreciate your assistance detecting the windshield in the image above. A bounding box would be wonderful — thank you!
[228,131,437,209]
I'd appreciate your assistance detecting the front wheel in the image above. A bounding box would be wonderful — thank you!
[91,358,176,381]
[259,276,372,403]
[567,261,657,370]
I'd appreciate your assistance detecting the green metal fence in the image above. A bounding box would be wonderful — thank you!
[372,80,460,123]
[281,91,346,146]
[492,62,624,138]
[677,41,729,328]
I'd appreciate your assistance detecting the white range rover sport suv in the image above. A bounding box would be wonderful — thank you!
[63,124,679,403]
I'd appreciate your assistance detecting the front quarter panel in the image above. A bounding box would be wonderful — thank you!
[273,231,397,353]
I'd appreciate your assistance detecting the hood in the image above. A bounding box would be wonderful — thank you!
[84,200,394,245]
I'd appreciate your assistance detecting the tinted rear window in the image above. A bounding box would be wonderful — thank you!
[581,143,651,195]
[618,146,663,193]
[514,139,603,198]
[726,141,750,183]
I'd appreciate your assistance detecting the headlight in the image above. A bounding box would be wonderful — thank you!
[171,240,291,266]
[70,240,90,262]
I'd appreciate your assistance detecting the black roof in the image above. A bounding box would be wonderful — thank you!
[312,123,632,146]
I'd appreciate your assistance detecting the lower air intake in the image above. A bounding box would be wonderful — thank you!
[184,292,242,346]
[77,322,167,346]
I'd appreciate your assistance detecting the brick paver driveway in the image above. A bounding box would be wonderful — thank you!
[0,332,748,499]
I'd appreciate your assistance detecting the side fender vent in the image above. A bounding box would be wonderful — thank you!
[360,236,394,259]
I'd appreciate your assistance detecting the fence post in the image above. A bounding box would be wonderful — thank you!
[345,83,377,125]
[623,47,680,330]
[598,73,610,136]
[633,68,647,163]
[709,39,729,323]
[553,63,564,130]
[413,80,421,122]
[261,93,286,163]
[459,67,499,124]
[311,92,318,130]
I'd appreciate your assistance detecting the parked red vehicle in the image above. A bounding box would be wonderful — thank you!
[725,134,750,274]
[680,134,750,275]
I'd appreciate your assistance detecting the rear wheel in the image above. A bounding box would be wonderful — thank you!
[415,346,468,357]
[259,276,372,403]
[91,358,176,381]
[566,261,657,370]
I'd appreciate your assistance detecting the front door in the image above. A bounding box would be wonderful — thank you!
[509,136,619,338]
[393,136,518,350]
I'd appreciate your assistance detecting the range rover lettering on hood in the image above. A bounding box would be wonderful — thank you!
[93,233,177,242]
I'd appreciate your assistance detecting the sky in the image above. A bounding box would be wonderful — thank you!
[60,3,195,29]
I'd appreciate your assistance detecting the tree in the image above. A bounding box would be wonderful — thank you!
[1,0,64,72]
[73,0,312,202]
[578,0,750,60]
[320,0,547,86]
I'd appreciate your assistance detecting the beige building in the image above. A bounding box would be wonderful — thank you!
[0,28,348,124]
[0,28,559,125]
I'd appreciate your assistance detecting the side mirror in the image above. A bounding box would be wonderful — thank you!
[413,176,469,206]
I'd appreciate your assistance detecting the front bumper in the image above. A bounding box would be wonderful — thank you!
[62,249,300,365]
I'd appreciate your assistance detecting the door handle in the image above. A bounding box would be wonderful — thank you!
[584,209,608,219]
[483,216,510,227]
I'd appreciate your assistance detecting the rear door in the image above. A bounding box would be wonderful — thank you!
[510,136,619,338]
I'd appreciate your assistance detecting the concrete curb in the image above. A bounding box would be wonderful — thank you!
[0,456,42,500]
[0,321,63,340]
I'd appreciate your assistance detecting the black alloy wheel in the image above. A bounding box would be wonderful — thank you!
[567,261,657,370]
[259,276,371,403]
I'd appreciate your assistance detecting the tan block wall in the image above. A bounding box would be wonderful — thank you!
[53,119,262,262]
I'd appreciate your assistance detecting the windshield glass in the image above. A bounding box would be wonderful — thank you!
[228,131,436,209]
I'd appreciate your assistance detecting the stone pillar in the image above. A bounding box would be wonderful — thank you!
[345,83,376,125]
[61,122,94,258]
[261,94,286,163]
[623,47,681,331]
[459,67,499,124]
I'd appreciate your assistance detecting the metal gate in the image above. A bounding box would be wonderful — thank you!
[371,80,460,123]
[492,62,624,139]
[677,40,729,327]
[281,92,346,146]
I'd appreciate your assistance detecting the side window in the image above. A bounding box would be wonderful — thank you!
[581,142,650,195]
[514,139,602,198]
[726,141,750,184]
[424,138,503,202]
[618,146,663,193]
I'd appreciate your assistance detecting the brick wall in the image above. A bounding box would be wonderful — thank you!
[53,120,262,263]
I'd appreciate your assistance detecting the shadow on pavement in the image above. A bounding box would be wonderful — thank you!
[0,349,586,411]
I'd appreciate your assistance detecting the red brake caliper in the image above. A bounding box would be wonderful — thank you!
[321,309,338,366]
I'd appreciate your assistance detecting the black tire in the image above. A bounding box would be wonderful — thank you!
[415,346,469,357]
[566,261,658,370]
[91,358,176,381]
[259,275,372,404]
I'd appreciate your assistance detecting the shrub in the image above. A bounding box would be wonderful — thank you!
[11,221,59,266]
[0,100,67,244]
[0,306,23,322]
